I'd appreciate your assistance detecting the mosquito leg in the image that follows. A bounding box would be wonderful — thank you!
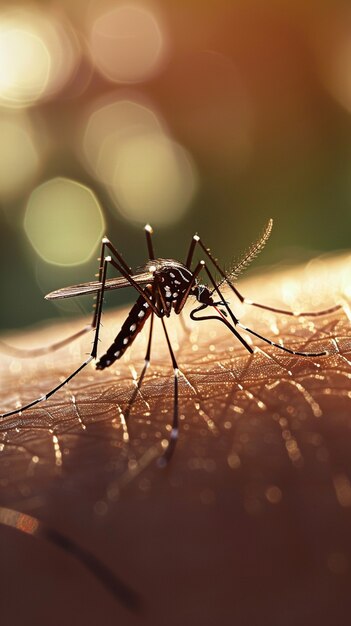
[190,304,254,354]
[175,261,205,314]
[236,322,327,357]
[107,257,161,317]
[158,318,180,467]
[185,235,255,305]
[192,263,278,354]
[143,227,169,317]
[91,237,132,328]
[0,256,112,419]
[155,279,170,317]
[98,237,132,275]
[238,300,342,318]
[124,313,154,421]
[203,265,239,326]
[185,234,200,268]
[144,224,155,260]
[94,235,161,325]
[0,237,133,360]
[194,263,327,357]
[0,356,95,418]
[190,236,341,318]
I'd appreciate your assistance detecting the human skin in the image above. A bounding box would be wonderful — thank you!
[1,253,351,626]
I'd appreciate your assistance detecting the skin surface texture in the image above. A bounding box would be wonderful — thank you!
[1,253,351,626]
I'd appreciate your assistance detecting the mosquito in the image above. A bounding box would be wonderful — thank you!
[0,220,341,463]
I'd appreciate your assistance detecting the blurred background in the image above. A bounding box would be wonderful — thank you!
[0,0,351,331]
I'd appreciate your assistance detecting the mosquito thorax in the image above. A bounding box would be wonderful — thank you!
[148,259,194,305]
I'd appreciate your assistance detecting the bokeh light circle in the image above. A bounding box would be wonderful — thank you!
[24,178,105,266]
[0,8,80,107]
[0,22,50,106]
[110,131,198,226]
[90,4,165,83]
[81,96,197,225]
[82,97,164,183]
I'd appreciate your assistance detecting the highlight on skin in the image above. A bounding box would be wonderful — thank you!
[1,252,351,625]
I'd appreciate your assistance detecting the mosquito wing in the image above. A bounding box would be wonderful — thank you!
[45,272,154,300]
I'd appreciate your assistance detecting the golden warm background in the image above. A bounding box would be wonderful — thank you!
[1,0,350,330]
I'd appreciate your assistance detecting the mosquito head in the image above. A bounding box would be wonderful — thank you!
[191,284,214,306]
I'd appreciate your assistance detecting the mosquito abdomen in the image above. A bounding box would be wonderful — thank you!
[96,295,152,370]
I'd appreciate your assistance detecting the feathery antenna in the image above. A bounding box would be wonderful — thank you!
[230,218,273,280]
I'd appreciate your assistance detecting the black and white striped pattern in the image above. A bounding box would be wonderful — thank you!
[96,293,153,370]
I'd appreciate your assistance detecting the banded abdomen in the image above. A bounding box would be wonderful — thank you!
[96,294,152,370]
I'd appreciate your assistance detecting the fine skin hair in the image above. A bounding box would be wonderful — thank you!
[0,253,351,626]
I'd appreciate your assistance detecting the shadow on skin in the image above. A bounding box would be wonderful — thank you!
[0,253,351,626]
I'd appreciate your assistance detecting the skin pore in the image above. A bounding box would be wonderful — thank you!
[1,252,351,626]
